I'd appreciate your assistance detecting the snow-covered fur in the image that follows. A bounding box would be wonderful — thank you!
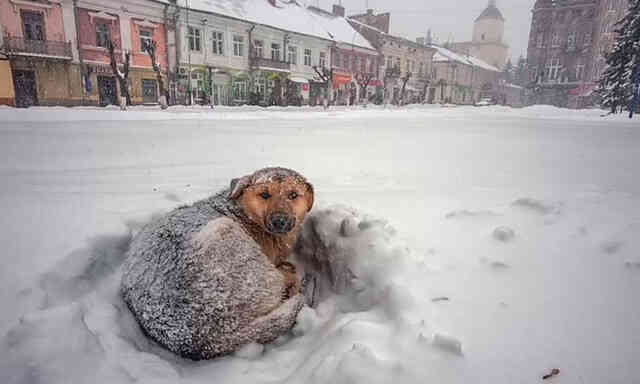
[121,168,309,360]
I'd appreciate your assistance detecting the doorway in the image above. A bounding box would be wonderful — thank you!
[98,76,118,106]
[13,70,38,108]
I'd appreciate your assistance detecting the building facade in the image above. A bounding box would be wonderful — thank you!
[348,9,435,104]
[524,0,629,108]
[451,0,509,70]
[1,0,78,106]
[431,45,502,104]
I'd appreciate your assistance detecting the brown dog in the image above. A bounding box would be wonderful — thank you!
[121,167,314,359]
[230,168,314,297]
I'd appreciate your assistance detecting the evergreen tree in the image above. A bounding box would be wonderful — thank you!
[598,0,640,114]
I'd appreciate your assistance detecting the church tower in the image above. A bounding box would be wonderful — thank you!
[467,0,509,69]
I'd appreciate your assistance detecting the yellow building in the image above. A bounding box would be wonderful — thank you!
[0,58,15,106]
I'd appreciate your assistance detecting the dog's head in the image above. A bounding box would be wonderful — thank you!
[229,167,314,236]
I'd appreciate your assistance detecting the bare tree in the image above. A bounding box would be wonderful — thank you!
[399,71,412,105]
[107,40,131,109]
[313,65,333,109]
[355,72,374,104]
[143,40,168,109]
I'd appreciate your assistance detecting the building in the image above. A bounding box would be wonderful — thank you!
[431,45,502,104]
[450,0,509,70]
[524,0,629,108]
[309,4,380,105]
[75,0,170,106]
[1,0,79,107]
[175,0,337,106]
[348,8,436,104]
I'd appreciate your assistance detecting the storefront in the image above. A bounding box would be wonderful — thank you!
[332,71,352,105]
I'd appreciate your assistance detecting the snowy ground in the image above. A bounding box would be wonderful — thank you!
[1,105,639,384]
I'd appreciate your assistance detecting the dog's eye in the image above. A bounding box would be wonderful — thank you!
[260,192,271,200]
[288,191,298,200]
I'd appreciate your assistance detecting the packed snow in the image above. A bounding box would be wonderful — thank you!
[0,105,639,384]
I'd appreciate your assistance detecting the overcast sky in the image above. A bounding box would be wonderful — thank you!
[314,0,534,62]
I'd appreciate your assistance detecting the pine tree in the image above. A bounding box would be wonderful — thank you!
[503,59,514,84]
[598,0,640,114]
[515,55,527,86]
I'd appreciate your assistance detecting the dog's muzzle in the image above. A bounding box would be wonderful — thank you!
[266,213,296,234]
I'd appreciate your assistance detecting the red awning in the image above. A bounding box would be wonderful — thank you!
[332,72,352,88]
[569,84,596,97]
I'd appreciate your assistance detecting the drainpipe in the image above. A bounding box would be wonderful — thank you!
[247,24,255,102]
[163,4,171,104]
[72,0,86,105]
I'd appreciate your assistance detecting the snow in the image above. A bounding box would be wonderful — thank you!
[432,45,500,72]
[1,105,640,384]
[177,0,374,51]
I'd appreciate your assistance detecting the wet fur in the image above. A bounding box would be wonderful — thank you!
[121,167,313,360]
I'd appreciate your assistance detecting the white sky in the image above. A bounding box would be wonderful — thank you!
[314,0,534,61]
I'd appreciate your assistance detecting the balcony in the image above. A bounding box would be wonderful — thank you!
[4,37,72,59]
[251,56,290,72]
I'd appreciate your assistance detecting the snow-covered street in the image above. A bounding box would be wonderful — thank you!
[1,105,639,384]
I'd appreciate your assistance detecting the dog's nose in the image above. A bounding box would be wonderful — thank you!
[267,213,295,234]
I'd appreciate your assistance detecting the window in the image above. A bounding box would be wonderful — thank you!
[271,43,281,61]
[140,29,153,52]
[22,11,45,41]
[233,35,244,57]
[343,54,349,69]
[96,22,111,48]
[530,66,538,81]
[584,31,592,46]
[232,80,247,100]
[419,62,424,75]
[333,51,340,67]
[253,39,263,58]
[481,33,485,40]
[575,60,585,80]
[361,58,366,73]
[188,27,201,51]
[319,51,326,68]
[551,32,560,48]
[353,55,358,71]
[567,31,576,50]
[395,57,401,69]
[304,48,312,66]
[369,57,376,73]
[141,79,157,103]
[212,31,224,55]
[546,57,561,80]
[287,45,297,64]
[536,33,544,48]
[386,56,393,69]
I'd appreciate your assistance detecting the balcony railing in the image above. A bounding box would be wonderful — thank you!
[251,56,291,71]
[4,37,72,59]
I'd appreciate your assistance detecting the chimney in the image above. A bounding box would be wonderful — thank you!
[332,4,345,17]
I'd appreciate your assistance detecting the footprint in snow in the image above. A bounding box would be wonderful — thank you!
[492,226,516,242]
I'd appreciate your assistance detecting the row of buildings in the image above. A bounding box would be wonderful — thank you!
[524,0,630,108]
[0,0,517,108]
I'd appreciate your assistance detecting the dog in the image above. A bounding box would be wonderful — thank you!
[121,167,314,360]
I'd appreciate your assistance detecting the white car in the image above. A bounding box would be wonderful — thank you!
[475,98,494,106]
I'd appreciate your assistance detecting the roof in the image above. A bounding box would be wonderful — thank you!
[175,0,374,51]
[431,45,499,72]
[475,2,505,22]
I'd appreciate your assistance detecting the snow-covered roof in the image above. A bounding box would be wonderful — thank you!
[431,45,499,72]
[176,0,374,51]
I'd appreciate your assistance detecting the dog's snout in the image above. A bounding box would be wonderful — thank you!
[267,213,295,234]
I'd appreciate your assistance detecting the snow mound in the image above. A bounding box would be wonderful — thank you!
[492,226,516,242]
[1,204,461,384]
[511,197,561,215]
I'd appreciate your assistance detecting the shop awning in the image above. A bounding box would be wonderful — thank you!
[289,76,309,84]
[332,72,352,88]
[568,84,596,97]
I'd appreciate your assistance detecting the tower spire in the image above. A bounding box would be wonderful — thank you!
[489,0,496,6]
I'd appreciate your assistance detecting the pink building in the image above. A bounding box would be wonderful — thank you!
[0,0,76,106]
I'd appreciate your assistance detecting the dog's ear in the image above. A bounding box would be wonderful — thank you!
[304,182,314,212]
[229,175,252,200]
